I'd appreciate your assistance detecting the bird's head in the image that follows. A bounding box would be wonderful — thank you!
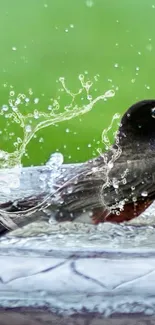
[116,99,155,152]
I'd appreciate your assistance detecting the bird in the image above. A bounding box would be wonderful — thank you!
[0,99,155,234]
[54,99,155,224]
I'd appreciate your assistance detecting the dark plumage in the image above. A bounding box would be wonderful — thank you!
[54,99,155,223]
[1,99,155,233]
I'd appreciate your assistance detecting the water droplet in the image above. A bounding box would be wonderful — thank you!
[10,91,15,96]
[122,178,127,184]
[39,137,44,143]
[17,137,22,144]
[77,147,80,150]
[70,24,74,28]
[146,44,153,51]
[151,107,155,118]
[105,89,115,98]
[28,88,33,96]
[112,178,119,189]
[87,95,92,100]
[34,98,39,104]
[59,77,65,83]
[15,98,21,105]
[131,186,135,191]
[65,29,68,32]
[67,187,73,194]
[86,0,94,7]
[12,46,17,51]
[25,125,32,133]
[79,74,84,81]
[44,3,48,7]
[136,66,140,71]
[46,152,63,169]
[2,105,8,111]
[132,196,137,202]
[66,128,70,133]
[114,63,119,68]
[141,191,148,197]
[108,161,114,169]
[25,97,30,103]
[12,106,17,112]
[88,143,91,147]
[33,110,39,119]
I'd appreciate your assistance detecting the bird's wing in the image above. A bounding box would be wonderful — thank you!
[53,156,107,216]
[54,156,155,221]
[102,157,155,209]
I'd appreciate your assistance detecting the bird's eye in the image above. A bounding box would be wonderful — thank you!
[151,107,155,118]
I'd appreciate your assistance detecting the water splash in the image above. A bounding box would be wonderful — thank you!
[95,112,125,214]
[0,75,115,168]
[101,112,121,151]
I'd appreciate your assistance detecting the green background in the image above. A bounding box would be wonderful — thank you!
[0,0,155,166]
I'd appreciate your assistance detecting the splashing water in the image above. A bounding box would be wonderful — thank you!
[0,75,115,168]
[92,112,122,213]
[101,113,121,151]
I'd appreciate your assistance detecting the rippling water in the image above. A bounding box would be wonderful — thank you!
[1,199,155,321]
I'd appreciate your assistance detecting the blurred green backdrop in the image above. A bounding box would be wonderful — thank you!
[0,0,155,165]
